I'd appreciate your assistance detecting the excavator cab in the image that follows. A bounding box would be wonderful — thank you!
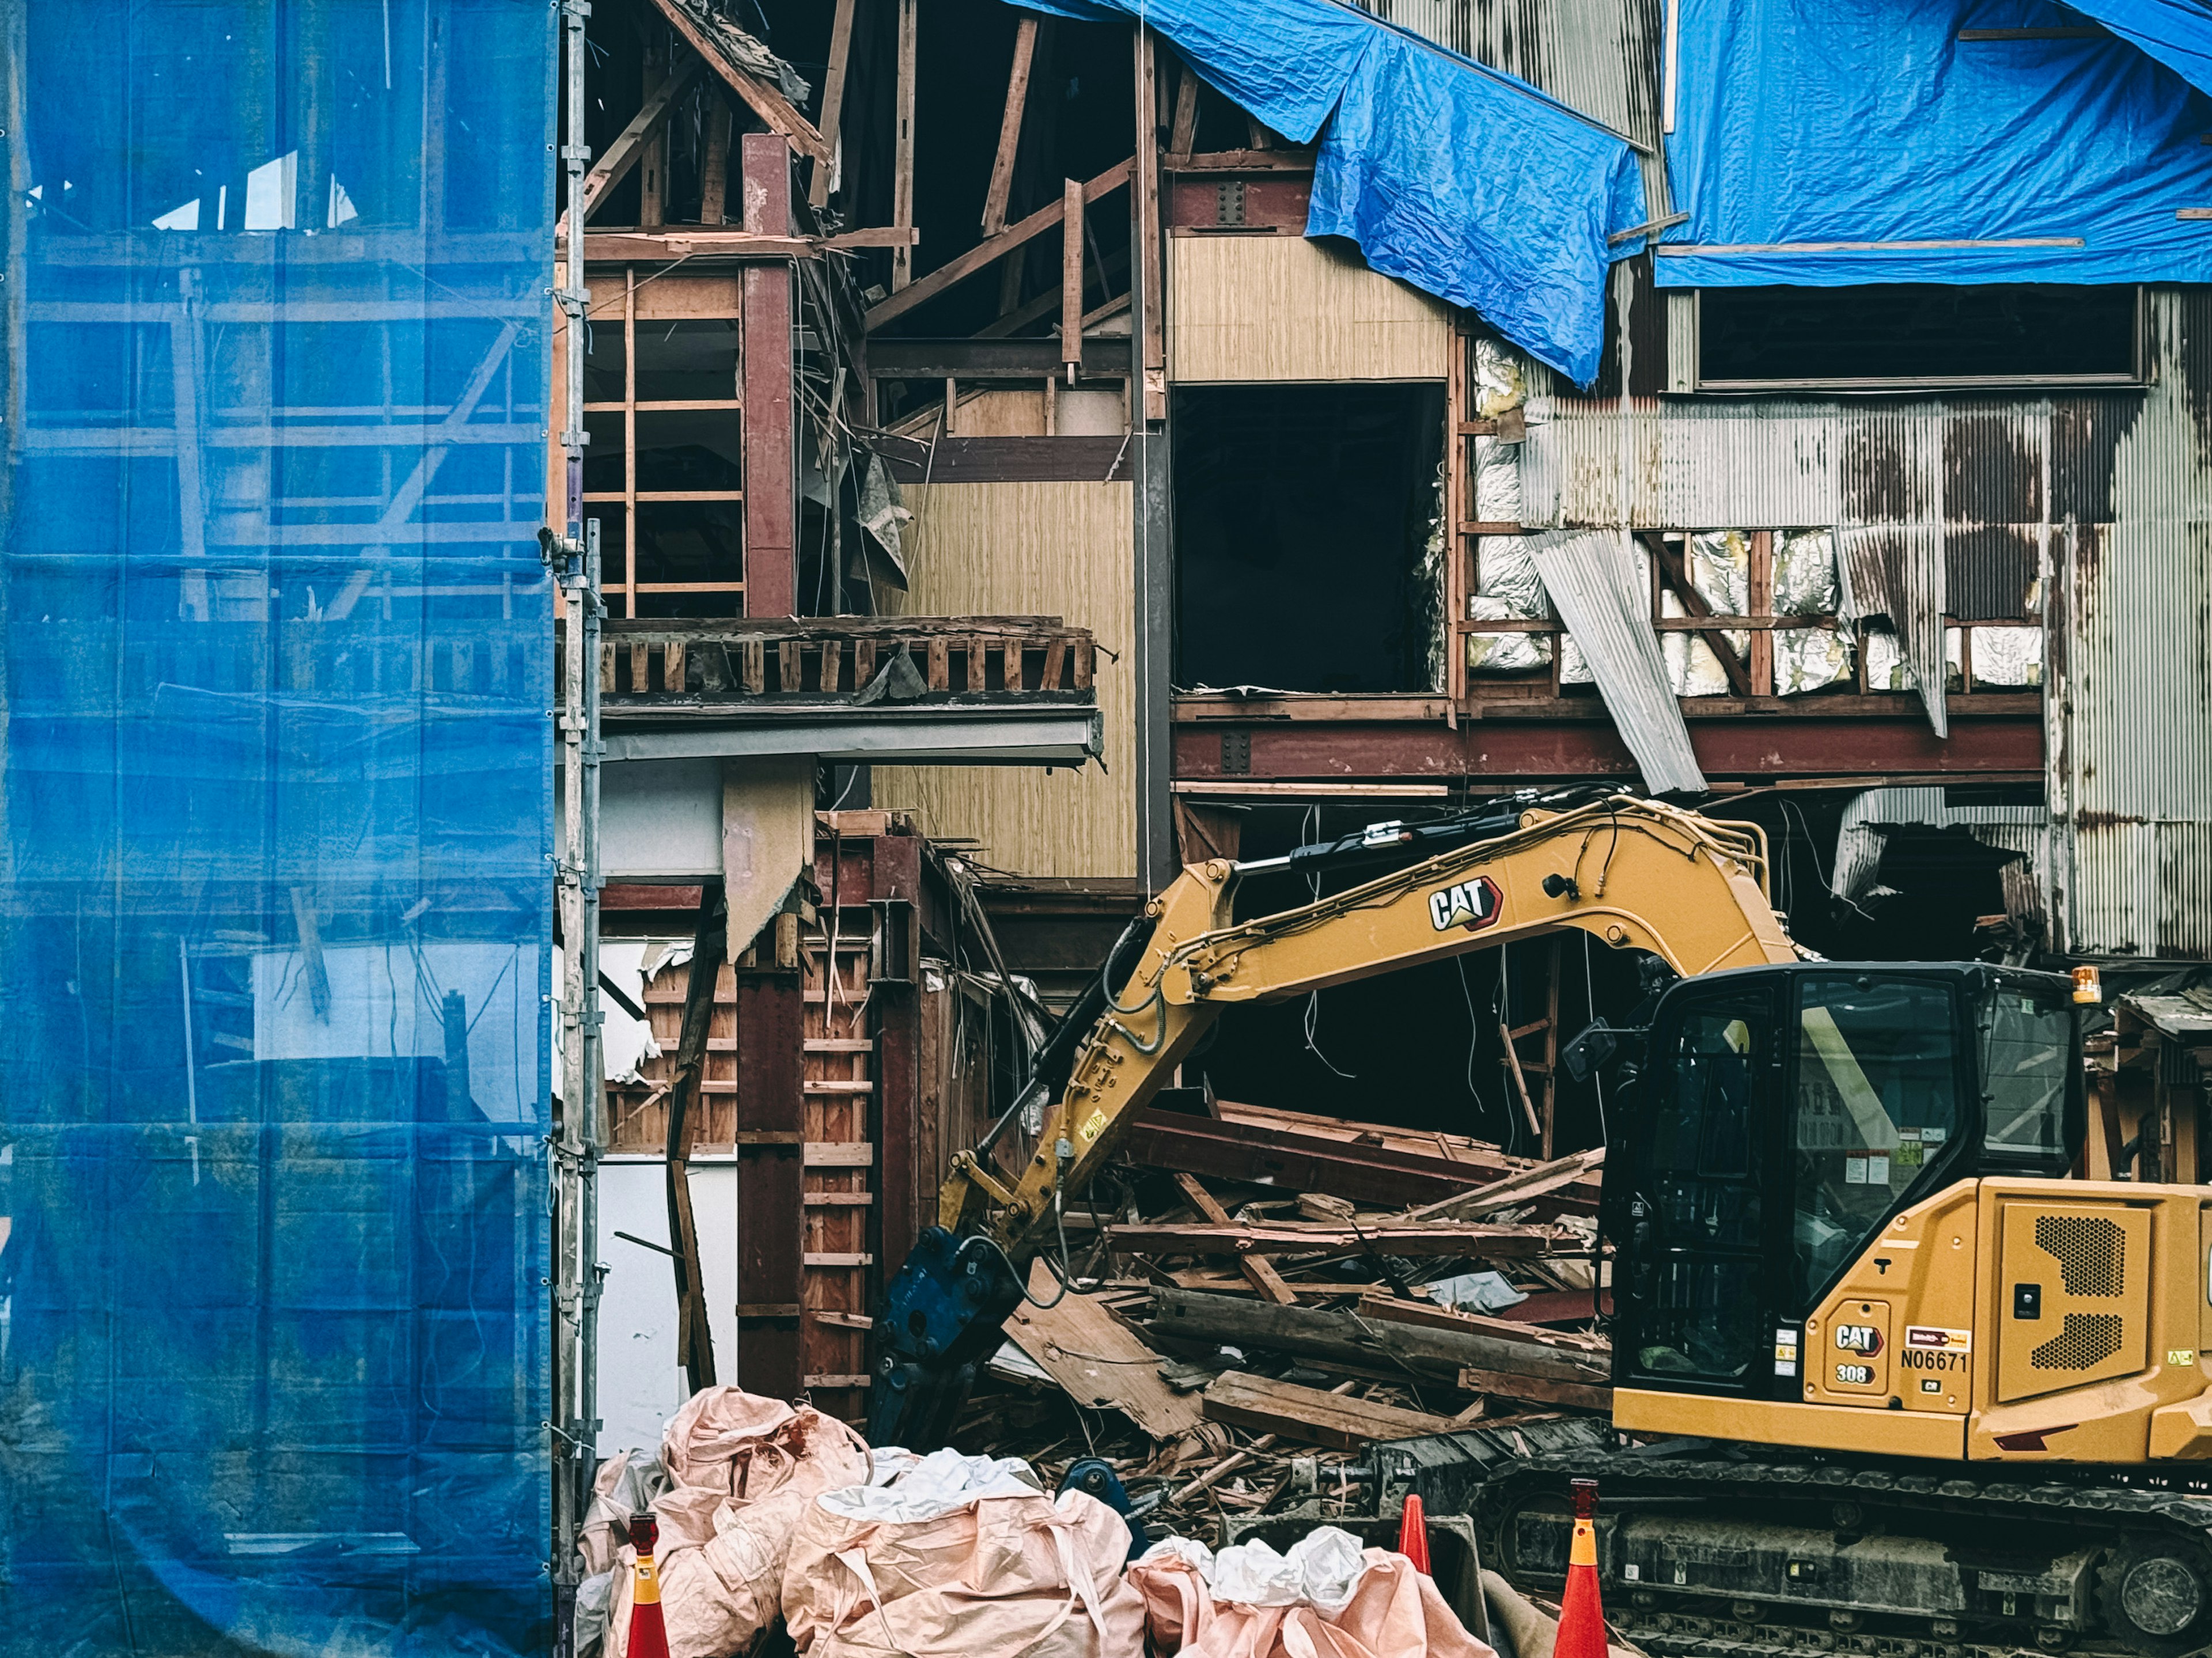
[1605,963,2084,1401]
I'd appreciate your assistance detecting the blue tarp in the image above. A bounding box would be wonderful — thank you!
[1009,0,1648,384]
[1,0,554,1652]
[1662,0,2212,286]
[2053,0,2212,99]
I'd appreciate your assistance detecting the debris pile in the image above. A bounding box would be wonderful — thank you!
[577,1394,1503,1658]
[952,1099,1612,1547]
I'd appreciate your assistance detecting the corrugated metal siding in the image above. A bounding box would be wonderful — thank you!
[2056,290,2212,958]
[1355,0,1665,151]
[1358,0,2212,954]
[1528,529,1706,792]
[1513,296,2212,955]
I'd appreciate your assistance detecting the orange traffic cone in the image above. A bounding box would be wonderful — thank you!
[1397,1493,1431,1573]
[1555,1478,1607,1658]
[626,1512,672,1658]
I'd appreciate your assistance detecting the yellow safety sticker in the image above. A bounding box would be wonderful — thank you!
[2169,1349,2198,1367]
[1080,1109,1108,1143]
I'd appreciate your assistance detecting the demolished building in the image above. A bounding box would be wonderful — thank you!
[7,0,2212,1648]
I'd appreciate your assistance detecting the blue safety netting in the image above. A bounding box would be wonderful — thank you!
[1006,0,1649,384]
[1661,0,2212,287]
[1,2,554,1653]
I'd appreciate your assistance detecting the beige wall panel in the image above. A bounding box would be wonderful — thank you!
[875,481,1135,878]
[1168,235,1450,382]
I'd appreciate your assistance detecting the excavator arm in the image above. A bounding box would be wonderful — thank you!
[868,793,1800,1447]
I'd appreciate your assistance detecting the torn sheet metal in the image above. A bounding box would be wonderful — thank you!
[1837,525,1947,737]
[854,452,912,590]
[1530,529,1707,794]
[1831,786,2048,906]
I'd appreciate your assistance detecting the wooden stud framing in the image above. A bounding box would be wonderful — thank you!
[577,51,705,222]
[865,157,1133,332]
[808,0,858,208]
[641,0,830,164]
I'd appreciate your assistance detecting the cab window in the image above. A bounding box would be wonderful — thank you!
[1790,975,1959,1303]
[1978,988,2073,1161]
[1633,992,1767,1384]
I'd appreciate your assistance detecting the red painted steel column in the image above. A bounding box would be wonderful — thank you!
[741,131,797,617]
[734,960,805,1397]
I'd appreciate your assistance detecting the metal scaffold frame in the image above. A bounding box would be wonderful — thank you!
[547,0,605,1625]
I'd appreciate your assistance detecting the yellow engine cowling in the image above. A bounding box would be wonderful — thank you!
[1616,1178,2212,1464]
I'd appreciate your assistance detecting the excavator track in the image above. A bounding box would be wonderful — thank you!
[1466,1444,2212,1658]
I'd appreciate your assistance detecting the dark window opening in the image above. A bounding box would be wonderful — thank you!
[1697,284,2141,388]
[1173,382,1446,693]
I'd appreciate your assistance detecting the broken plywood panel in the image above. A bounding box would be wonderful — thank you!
[1005,1259,1210,1443]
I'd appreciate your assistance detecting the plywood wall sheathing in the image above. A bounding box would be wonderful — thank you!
[1168,235,1450,382]
[876,481,1136,878]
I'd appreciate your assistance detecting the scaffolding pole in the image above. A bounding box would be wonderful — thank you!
[548,0,603,1640]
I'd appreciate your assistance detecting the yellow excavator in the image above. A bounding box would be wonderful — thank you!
[872,790,2212,1658]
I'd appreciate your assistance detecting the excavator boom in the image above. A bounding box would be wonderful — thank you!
[870,792,1796,1446]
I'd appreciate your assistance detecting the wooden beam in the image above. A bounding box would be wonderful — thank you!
[1168,58,1199,158]
[1643,531,1754,697]
[1499,1015,1542,1141]
[1161,149,1316,173]
[982,16,1039,234]
[1749,529,1775,697]
[807,0,857,208]
[1134,28,1165,422]
[1405,1147,1607,1224]
[578,50,706,222]
[1108,1220,1578,1258]
[698,92,731,226]
[666,888,728,1395]
[640,38,670,229]
[866,157,1133,333]
[1175,1173,1297,1305]
[1151,1287,1611,1386]
[1060,177,1084,376]
[1202,1371,1454,1451]
[642,0,830,164]
[892,0,918,290]
[1459,1365,1612,1413]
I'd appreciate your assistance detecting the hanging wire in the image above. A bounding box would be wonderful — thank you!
[1297,804,1355,1080]
[1582,929,1608,1146]
[1455,953,1499,1141]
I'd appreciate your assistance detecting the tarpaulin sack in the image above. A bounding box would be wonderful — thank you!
[609,1389,876,1658]
[783,1448,1146,1658]
[1130,1528,1495,1658]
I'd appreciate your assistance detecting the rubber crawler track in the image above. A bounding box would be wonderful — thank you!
[1472,1444,2212,1658]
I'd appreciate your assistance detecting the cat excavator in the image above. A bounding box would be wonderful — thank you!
[870,790,2212,1658]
